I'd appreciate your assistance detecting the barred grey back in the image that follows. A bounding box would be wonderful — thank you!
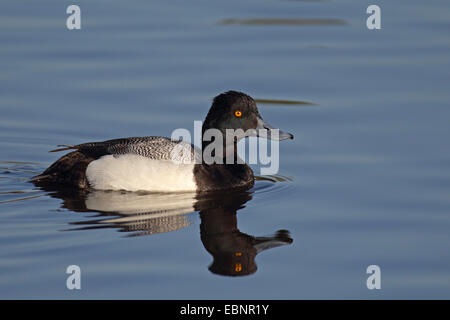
[78,136,199,163]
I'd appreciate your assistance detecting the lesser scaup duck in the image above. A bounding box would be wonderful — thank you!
[31,91,293,192]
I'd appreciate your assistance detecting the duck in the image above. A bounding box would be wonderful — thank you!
[31,91,293,192]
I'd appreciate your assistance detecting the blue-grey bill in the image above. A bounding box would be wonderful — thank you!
[255,117,294,141]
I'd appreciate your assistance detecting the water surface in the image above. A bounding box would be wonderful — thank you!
[1,0,450,299]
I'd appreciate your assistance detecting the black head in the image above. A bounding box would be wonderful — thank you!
[202,91,293,141]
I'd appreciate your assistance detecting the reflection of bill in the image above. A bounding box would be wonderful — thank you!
[41,187,293,277]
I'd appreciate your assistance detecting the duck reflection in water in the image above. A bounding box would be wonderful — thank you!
[34,184,293,277]
[198,191,292,276]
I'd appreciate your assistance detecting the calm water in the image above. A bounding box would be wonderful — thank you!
[1,0,450,299]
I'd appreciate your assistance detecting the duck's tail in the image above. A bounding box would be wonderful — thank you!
[30,149,92,188]
[49,145,78,153]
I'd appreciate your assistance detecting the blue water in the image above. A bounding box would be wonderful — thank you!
[1,0,450,299]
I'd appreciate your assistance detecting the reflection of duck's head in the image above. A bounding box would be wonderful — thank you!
[197,191,293,277]
[204,229,293,277]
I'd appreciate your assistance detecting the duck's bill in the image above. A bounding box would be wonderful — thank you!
[252,117,294,141]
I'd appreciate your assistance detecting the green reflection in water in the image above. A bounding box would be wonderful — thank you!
[255,98,317,106]
[220,18,348,26]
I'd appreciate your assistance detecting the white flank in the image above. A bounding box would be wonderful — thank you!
[86,154,197,192]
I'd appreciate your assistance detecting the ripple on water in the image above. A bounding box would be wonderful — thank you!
[0,161,46,204]
[254,173,294,196]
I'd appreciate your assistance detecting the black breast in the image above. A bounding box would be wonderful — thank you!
[193,163,254,192]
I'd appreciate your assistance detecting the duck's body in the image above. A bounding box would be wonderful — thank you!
[33,136,198,191]
[32,91,292,192]
[32,137,254,192]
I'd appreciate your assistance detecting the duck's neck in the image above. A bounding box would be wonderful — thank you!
[195,126,253,191]
[201,127,241,165]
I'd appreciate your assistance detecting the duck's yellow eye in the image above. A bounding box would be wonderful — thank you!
[234,110,242,117]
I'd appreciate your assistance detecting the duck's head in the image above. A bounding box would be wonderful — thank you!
[202,91,294,142]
